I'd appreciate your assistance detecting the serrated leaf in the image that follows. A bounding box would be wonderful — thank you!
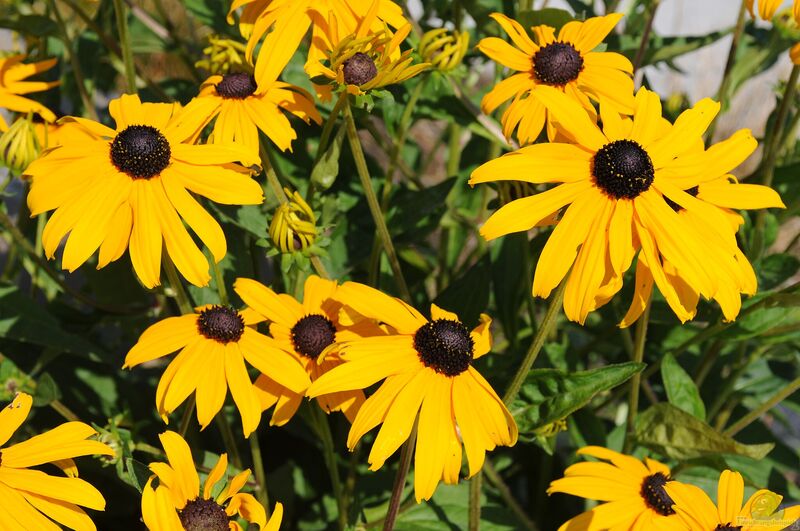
[511,362,645,441]
[661,353,706,420]
[635,403,774,460]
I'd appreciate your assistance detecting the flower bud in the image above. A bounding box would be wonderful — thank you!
[419,28,470,72]
[0,114,41,173]
[269,188,317,252]
[195,35,249,75]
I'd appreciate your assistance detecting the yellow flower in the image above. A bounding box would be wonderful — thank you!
[470,87,768,324]
[269,188,318,253]
[0,114,40,173]
[0,54,59,132]
[123,303,311,436]
[621,174,784,326]
[477,13,633,145]
[24,93,263,289]
[227,0,407,85]
[307,282,517,502]
[306,1,429,97]
[195,35,248,75]
[193,45,321,156]
[235,275,386,426]
[746,0,783,20]
[665,470,800,531]
[548,446,686,531]
[419,28,470,72]
[32,119,97,151]
[0,392,115,530]
[141,430,282,531]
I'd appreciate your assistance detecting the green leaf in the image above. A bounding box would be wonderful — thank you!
[511,362,645,441]
[0,284,104,361]
[124,458,152,493]
[0,15,58,37]
[661,353,706,420]
[758,253,800,290]
[32,372,61,407]
[635,403,774,460]
[517,9,574,32]
[310,124,345,191]
[433,255,491,328]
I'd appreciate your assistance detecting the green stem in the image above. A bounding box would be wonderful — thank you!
[723,376,800,437]
[753,64,800,257]
[248,432,270,515]
[30,213,46,293]
[343,99,412,301]
[623,298,651,454]
[162,255,193,314]
[112,0,137,94]
[706,0,748,142]
[632,0,661,72]
[483,461,538,531]
[310,407,346,530]
[502,280,566,406]
[310,255,330,279]
[211,259,229,306]
[215,413,243,470]
[468,472,482,531]
[47,0,98,120]
[382,419,418,531]
[49,399,80,422]
[178,395,196,437]
[259,140,288,205]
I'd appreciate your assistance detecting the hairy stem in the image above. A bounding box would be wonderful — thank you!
[382,419,418,531]
[112,0,137,94]
[723,377,800,437]
[623,298,651,454]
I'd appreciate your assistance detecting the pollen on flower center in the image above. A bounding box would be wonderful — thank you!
[592,139,655,199]
[215,72,257,99]
[343,52,378,86]
[640,472,676,516]
[533,42,584,85]
[664,186,699,212]
[414,319,474,377]
[291,314,337,359]
[197,305,245,344]
[179,497,229,531]
[110,125,171,179]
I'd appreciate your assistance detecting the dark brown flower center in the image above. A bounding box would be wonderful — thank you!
[343,52,378,86]
[715,525,742,530]
[664,186,699,212]
[110,125,171,179]
[641,472,676,516]
[197,306,244,344]
[533,42,584,85]
[593,140,655,199]
[414,319,473,376]
[291,314,337,359]
[215,72,257,99]
[179,497,229,531]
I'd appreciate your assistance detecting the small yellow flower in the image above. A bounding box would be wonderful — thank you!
[269,188,318,252]
[0,114,39,173]
[419,28,470,72]
[0,54,59,132]
[0,392,115,529]
[746,0,783,20]
[141,430,282,530]
[666,470,800,530]
[195,35,248,75]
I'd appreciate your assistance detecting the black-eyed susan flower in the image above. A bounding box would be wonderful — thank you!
[141,430,282,531]
[548,446,686,531]
[24,93,263,289]
[307,282,517,502]
[0,392,115,530]
[235,276,385,426]
[621,172,785,326]
[269,188,318,253]
[477,13,633,145]
[123,304,311,436]
[193,54,320,156]
[306,3,429,97]
[419,28,470,72]
[0,54,59,132]
[227,0,407,84]
[470,87,765,324]
[665,470,800,531]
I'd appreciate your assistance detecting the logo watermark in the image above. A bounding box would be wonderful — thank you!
[736,491,800,529]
